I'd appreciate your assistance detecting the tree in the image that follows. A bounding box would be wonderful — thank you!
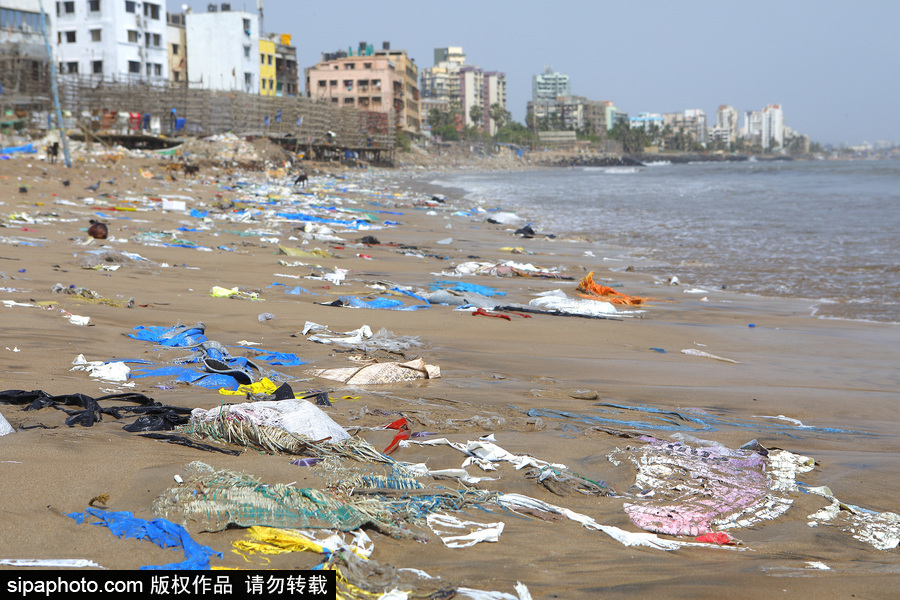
[489,103,510,133]
[608,121,650,153]
[469,103,483,130]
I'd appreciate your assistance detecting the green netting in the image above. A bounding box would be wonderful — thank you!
[153,462,389,532]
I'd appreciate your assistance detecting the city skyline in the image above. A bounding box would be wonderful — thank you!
[163,0,897,147]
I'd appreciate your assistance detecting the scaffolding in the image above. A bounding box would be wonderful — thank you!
[5,74,396,160]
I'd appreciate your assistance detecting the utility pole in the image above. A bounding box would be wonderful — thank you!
[39,0,71,167]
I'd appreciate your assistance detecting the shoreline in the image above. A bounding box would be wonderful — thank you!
[1,148,898,597]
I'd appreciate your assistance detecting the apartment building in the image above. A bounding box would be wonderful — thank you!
[166,11,186,83]
[259,37,275,96]
[420,46,465,103]
[262,33,299,97]
[533,67,570,101]
[761,103,784,150]
[0,0,51,100]
[184,5,259,94]
[715,104,739,143]
[305,41,419,134]
[52,0,168,82]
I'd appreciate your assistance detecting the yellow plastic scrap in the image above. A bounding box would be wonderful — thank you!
[209,286,260,300]
[233,526,326,556]
[231,530,385,598]
[218,377,284,396]
[278,245,334,259]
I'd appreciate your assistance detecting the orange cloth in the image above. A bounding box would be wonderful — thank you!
[576,271,649,305]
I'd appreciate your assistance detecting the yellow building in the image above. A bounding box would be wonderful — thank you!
[259,39,276,97]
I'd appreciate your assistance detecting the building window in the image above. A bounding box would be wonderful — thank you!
[172,43,179,55]
[343,80,353,90]
[125,1,135,13]
[345,63,354,70]
[243,45,250,59]
[153,33,160,47]
[154,63,162,76]
[244,72,252,87]
[242,18,250,33]
[260,53,265,65]
[89,0,100,11]
[317,80,326,87]
[143,3,160,19]
[90,28,101,41]
[92,60,102,74]
[267,55,272,65]
[57,2,75,15]
[62,30,76,43]
[65,61,78,73]
[329,80,337,87]
[344,97,354,104]
[128,60,140,74]
[363,63,372,69]
[127,30,139,43]
[173,71,180,82]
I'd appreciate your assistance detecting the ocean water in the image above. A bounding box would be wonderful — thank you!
[433,159,900,324]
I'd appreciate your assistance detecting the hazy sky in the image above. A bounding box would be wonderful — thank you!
[166,0,899,146]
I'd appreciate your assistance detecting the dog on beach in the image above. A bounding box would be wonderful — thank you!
[47,142,59,165]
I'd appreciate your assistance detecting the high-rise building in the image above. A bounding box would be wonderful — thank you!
[533,67,570,101]
[305,41,419,134]
[761,104,784,150]
[53,0,168,82]
[716,105,739,143]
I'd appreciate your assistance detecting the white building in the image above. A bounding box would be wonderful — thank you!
[716,104,739,143]
[482,71,506,135]
[52,0,168,82]
[761,103,784,150]
[630,112,664,132]
[420,46,466,102]
[533,67,570,101]
[185,6,259,94]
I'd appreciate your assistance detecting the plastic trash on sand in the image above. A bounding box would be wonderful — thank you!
[67,507,221,570]
[302,322,422,353]
[528,292,618,317]
[608,438,814,537]
[71,354,131,382]
[0,411,13,436]
[427,513,505,548]
[681,348,740,364]
[189,399,350,444]
[308,358,440,384]
[806,485,900,550]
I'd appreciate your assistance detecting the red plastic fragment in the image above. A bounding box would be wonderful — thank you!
[384,429,411,455]
[694,532,738,545]
[472,308,511,321]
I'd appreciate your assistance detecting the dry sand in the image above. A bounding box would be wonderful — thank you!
[1,146,899,599]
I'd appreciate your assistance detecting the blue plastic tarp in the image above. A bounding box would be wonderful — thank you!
[67,507,222,570]
[430,280,506,297]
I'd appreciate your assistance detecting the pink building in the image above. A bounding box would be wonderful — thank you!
[305,42,419,134]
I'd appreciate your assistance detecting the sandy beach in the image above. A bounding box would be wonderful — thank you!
[1,142,898,599]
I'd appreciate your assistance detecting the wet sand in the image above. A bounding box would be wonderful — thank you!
[1,150,899,598]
